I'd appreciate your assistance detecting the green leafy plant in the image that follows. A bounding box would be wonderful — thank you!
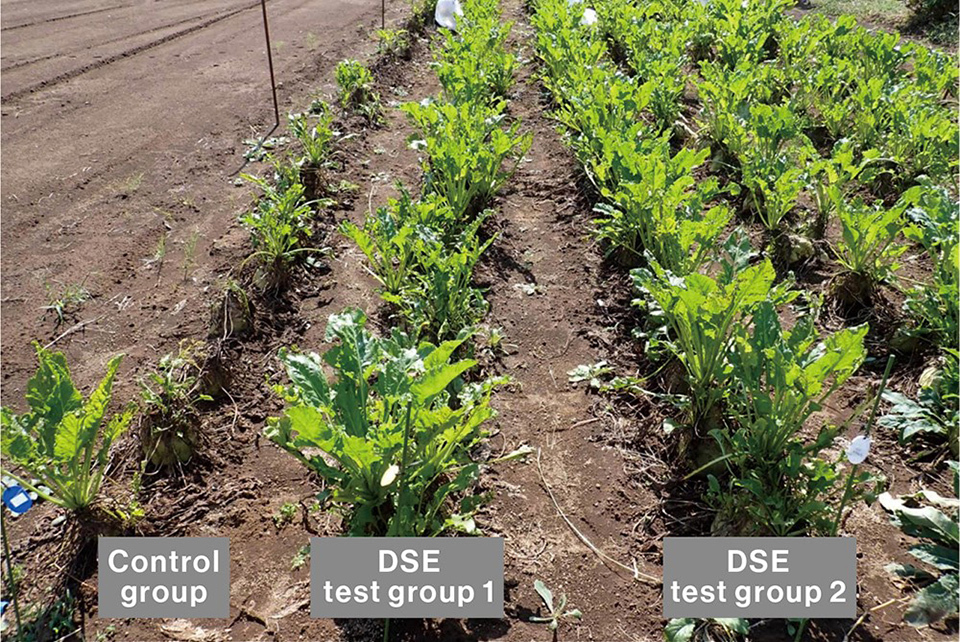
[664,618,748,642]
[287,106,336,198]
[530,580,582,633]
[595,142,732,271]
[830,196,908,308]
[139,341,212,468]
[632,258,792,427]
[880,472,959,627]
[376,28,412,59]
[385,219,493,343]
[0,344,133,514]
[402,99,531,217]
[709,303,873,536]
[266,309,508,536]
[341,190,460,297]
[335,60,382,122]
[240,176,323,289]
[434,7,516,103]
[901,182,959,347]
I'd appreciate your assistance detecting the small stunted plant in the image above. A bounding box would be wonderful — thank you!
[0,344,134,518]
[830,195,908,309]
[530,580,582,635]
[336,60,382,123]
[139,341,212,469]
[880,469,959,628]
[287,107,335,197]
[266,309,508,536]
[42,281,90,327]
[376,28,412,59]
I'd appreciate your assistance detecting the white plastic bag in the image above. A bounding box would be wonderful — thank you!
[435,0,463,31]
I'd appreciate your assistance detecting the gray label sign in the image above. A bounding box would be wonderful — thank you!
[311,537,503,618]
[98,537,230,618]
[663,537,856,618]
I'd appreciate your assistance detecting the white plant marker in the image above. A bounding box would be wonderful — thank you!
[380,464,400,487]
[846,435,871,464]
[435,0,463,31]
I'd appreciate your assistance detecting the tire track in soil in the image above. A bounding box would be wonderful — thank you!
[1,0,266,102]
[1,7,242,72]
[0,3,129,32]
[473,1,664,640]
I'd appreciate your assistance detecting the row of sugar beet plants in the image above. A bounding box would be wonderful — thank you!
[267,0,531,539]
[597,0,959,529]
[532,0,958,636]
[0,93,343,532]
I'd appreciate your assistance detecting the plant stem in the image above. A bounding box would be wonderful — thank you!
[1,508,23,638]
[394,400,415,536]
[831,354,895,537]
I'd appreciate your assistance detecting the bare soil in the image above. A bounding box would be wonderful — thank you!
[1,1,956,642]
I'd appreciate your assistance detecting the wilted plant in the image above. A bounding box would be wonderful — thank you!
[376,28,412,59]
[880,469,959,628]
[266,309,508,536]
[1,344,134,516]
[880,351,959,458]
[664,618,748,642]
[139,341,212,468]
[336,60,381,122]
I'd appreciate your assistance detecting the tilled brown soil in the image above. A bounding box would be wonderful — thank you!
[1,1,957,641]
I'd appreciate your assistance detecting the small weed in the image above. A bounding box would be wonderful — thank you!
[273,501,298,528]
[181,228,201,282]
[42,280,90,326]
[530,580,582,634]
[291,544,310,570]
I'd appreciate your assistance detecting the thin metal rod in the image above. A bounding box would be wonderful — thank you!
[382,0,385,29]
[260,0,280,128]
[1,508,23,637]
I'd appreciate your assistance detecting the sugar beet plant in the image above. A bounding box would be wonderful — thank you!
[240,172,321,291]
[342,191,494,343]
[266,309,505,536]
[1,344,134,518]
[335,59,381,123]
[403,99,530,218]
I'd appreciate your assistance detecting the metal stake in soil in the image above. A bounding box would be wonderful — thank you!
[1,508,23,638]
[260,0,280,129]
